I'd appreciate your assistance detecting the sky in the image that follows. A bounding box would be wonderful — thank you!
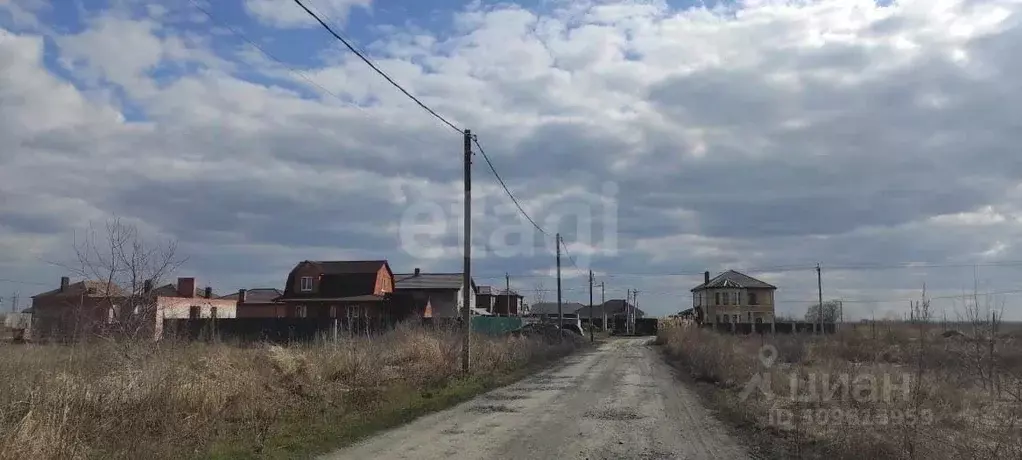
[2,0,1022,319]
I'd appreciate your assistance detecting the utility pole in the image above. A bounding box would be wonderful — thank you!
[629,288,637,333]
[589,270,594,343]
[600,281,606,332]
[12,292,18,314]
[505,272,510,317]
[816,263,823,335]
[556,233,563,333]
[461,129,472,373]
[626,289,631,335]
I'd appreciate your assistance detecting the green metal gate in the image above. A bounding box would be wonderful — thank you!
[471,316,523,336]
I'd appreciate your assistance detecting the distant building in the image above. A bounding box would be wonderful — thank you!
[149,277,237,339]
[476,285,496,313]
[220,288,285,318]
[492,289,524,316]
[275,260,395,327]
[691,270,777,325]
[393,269,476,318]
[30,277,127,341]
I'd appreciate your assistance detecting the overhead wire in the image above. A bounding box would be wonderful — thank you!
[292,0,463,134]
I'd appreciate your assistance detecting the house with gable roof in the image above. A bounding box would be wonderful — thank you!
[691,269,777,325]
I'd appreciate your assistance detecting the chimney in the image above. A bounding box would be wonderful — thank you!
[60,276,70,292]
[177,277,196,298]
[414,267,421,276]
[204,286,213,299]
[143,279,153,294]
[704,271,710,285]
[238,289,247,306]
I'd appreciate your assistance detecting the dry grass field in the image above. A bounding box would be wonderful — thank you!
[0,324,582,460]
[659,318,1022,460]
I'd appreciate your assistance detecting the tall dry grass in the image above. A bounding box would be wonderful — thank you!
[659,322,1022,460]
[0,323,581,459]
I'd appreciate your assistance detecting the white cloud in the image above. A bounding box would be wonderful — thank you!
[244,0,371,29]
[4,0,1022,318]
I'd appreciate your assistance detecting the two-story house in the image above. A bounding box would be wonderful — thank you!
[691,270,777,325]
[393,269,476,318]
[275,260,395,326]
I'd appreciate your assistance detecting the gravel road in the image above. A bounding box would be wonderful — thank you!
[324,337,751,460]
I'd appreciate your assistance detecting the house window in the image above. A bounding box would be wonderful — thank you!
[749,292,758,305]
[732,314,738,323]
[300,277,314,292]
[296,305,307,318]
[747,312,751,322]
[715,292,720,305]
[722,315,729,323]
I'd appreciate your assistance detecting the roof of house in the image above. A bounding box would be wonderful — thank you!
[495,289,522,297]
[308,260,390,274]
[601,299,646,317]
[393,272,476,291]
[281,260,392,299]
[219,288,283,303]
[32,280,127,299]
[574,304,605,318]
[691,270,777,292]
[150,283,218,298]
[529,302,586,315]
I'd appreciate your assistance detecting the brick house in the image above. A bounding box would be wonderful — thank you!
[275,260,395,328]
[219,288,285,318]
[149,277,237,339]
[30,277,127,341]
[393,269,476,318]
[691,270,777,325]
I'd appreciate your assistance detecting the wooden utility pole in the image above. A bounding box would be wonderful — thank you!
[816,263,823,335]
[633,289,639,335]
[600,281,606,332]
[556,233,563,332]
[461,129,472,373]
[505,272,510,317]
[589,270,594,343]
[626,289,631,335]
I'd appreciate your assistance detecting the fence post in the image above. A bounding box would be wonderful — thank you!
[771,319,776,335]
[332,318,338,343]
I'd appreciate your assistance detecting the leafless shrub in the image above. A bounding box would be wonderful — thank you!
[0,324,579,459]
[658,286,1022,460]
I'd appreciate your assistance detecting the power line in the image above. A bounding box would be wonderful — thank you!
[292,0,462,134]
[471,136,549,237]
[559,237,581,270]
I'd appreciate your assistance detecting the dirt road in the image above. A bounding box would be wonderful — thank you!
[324,338,751,460]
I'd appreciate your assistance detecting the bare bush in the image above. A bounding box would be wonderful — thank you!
[659,299,1022,460]
[0,324,580,459]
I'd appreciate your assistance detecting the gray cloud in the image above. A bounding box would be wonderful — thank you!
[3,0,1022,319]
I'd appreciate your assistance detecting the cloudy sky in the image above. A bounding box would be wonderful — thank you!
[2,0,1022,319]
